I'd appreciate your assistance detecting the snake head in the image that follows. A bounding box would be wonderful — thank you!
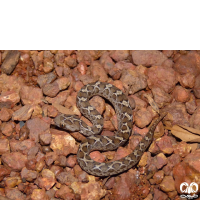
[54,114,80,132]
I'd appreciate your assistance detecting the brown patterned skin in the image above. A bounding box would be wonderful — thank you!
[54,81,167,177]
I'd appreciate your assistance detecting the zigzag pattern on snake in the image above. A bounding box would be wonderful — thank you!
[54,81,167,177]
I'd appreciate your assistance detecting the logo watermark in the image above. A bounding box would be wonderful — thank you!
[180,182,198,199]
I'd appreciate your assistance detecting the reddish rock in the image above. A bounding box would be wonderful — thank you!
[50,129,78,156]
[186,94,197,114]
[54,155,67,167]
[162,50,174,58]
[55,76,71,91]
[45,90,70,105]
[132,50,167,66]
[173,86,190,102]
[45,152,58,166]
[49,165,63,177]
[104,177,115,190]
[164,154,181,176]
[71,178,106,200]
[43,59,54,73]
[2,152,27,171]
[77,62,87,75]
[21,167,38,182]
[0,74,24,93]
[112,170,149,199]
[138,152,151,167]
[164,102,190,126]
[39,131,52,145]
[121,67,147,94]
[100,52,115,72]
[174,51,200,76]
[194,73,200,98]
[90,151,106,163]
[64,55,77,68]
[19,123,30,141]
[25,158,37,170]
[110,61,135,80]
[90,61,108,82]
[56,171,78,185]
[179,73,195,88]
[89,96,105,115]
[5,176,22,188]
[148,65,177,93]
[55,52,65,67]
[153,188,168,200]
[35,160,45,172]
[0,107,12,121]
[151,86,172,108]
[37,169,56,190]
[77,50,105,65]
[55,185,75,199]
[20,85,43,105]
[44,105,58,118]
[0,91,20,109]
[155,153,168,169]
[134,108,152,128]
[184,149,200,173]
[55,66,64,77]
[152,170,164,184]
[156,136,174,154]
[129,95,147,111]
[110,50,130,62]
[173,141,191,158]
[1,122,13,136]
[10,139,35,155]
[0,165,11,181]
[26,117,50,142]
[103,104,115,121]
[66,155,77,168]
[43,50,54,60]
[37,72,57,88]
[30,51,43,70]
[0,139,10,155]
[31,189,49,200]
[42,81,60,97]
[1,50,21,74]
[190,106,200,129]
[5,188,26,200]
[12,104,34,121]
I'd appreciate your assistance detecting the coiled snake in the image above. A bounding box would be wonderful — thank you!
[54,81,166,177]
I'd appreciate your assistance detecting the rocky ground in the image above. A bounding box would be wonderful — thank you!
[0,50,200,200]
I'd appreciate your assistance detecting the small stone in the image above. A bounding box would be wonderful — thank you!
[160,176,175,192]
[173,86,190,102]
[31,189,49,200]
[1,50,20,74]
[0,139,10,155]
[20,85,43,105]
[0,107,12,121]
[1,122,13,136]
[2,152,27,171]
[12,104,34,121]
[37,72,57,88]
[132,50,167,66]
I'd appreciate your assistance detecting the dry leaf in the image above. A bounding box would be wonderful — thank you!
[178,124,200,135]
[171,125,200,142]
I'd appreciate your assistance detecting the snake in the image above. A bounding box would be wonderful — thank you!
[54,81,167,177]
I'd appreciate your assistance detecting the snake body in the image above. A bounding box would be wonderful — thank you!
[54,81,166,177]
